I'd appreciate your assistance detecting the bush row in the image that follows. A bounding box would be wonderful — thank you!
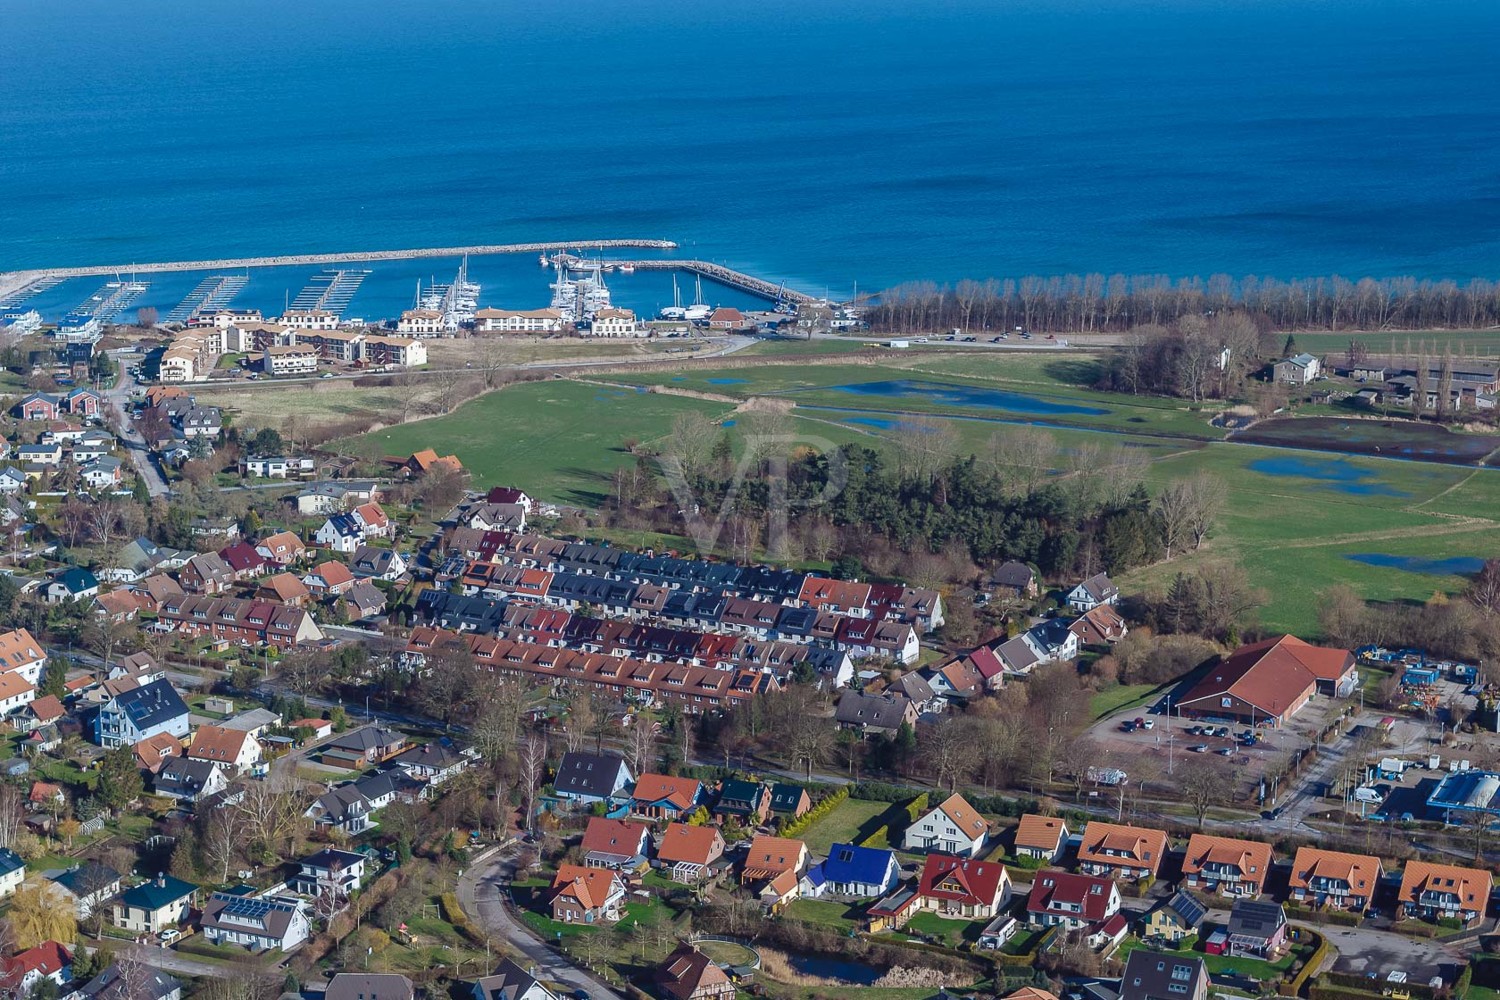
[781,786,850,838]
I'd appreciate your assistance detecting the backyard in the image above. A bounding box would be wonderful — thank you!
[798,798,897,854]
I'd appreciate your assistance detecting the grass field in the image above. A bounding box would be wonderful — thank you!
[1115,935,1303,980]
[335,347,1500,636]
[337,380,735,504]
[799,798,895,854]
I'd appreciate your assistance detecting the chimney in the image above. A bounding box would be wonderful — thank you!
[157,872,165,888]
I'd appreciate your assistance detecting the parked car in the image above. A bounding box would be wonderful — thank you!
[1216,747,1236,757]
[1190,744,1209,753]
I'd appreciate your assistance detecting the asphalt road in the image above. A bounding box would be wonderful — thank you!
[458,843,625,1000]
[103,352,169,498]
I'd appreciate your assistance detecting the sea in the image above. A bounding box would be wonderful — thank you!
[3,0,1499,323]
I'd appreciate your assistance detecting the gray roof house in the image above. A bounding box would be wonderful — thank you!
[325,975,414,1000]
[199,891,310,952]
[1119,949,1208,1000]
[70,964,182,1000]
[834,691,918,736]
[554,751,632,803]
[94,679,190,748]
[472,960,555,1000]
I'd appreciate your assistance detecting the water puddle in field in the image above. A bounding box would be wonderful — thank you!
[1248,455,1409,496]
[1344,553,1486,575]
[810,378,1110,416]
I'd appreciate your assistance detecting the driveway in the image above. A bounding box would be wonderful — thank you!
[458,844,625,1000]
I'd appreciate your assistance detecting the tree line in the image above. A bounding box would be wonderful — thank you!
[865,273,1500,334]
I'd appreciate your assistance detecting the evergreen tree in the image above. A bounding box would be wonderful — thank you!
[96,748,143,809]
[1282,333,1298,357]
[40,657,68,699]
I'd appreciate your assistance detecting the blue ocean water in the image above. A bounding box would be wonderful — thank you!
[3,0,1499,302]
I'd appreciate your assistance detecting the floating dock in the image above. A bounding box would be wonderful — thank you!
[0,275,65,310]
[69,279,149,323]
[290,269,370,317]
[165,274,249,323]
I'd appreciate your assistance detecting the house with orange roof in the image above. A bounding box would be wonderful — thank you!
[302,560,356,596]
[581,817,651,870]
[1076,821,1168,881]
[0,628,45,685]
[256,572,311,607]
[353,502,391,539]
[1181,834,1274,897]
[0,672,36,718]
[1398,859,1491,925]
[630,773,704,820]
[741,835,808,883]
[1288,847,1382,911]
[186,724,261,773]
[916,854,1011,919]
[1176,635,1357,728]
[292,718,334,740]
[1070,603,1129,646]
[93,589,144,623]
[18,695,66,730]
[796,576,873,618]
[255,531,307,566]
[132,732,185,774]
[655,823,724,883]
[1014,814,1069,863]
[403,449,462,477]
[550,863,625,924]
[904,793,991,857]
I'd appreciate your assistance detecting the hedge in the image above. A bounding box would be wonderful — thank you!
[781,786,850,838]
[904,792,931,830]
[440,891,485,945]
[858,824,891,848]
[1285,903,1362,927]
[1286,929,1330,997]
[852,781,926,803]
[1455,963,1474,1000]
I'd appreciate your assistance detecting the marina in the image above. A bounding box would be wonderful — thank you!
[0,275,65,309]
[415,256,481,330]
[67,279,149,324]
[603,259,814,305]
[165,273,249,324]
[289,268,370,318]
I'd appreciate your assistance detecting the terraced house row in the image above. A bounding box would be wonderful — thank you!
[439,529,945,629]
[435,558,928,664]
[402,627,778,712]
[1015,817,1494,926]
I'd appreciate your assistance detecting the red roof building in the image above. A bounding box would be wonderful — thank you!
[1027,870,1122,930]
[916,854,1011,919]
[1176,635,1356,727]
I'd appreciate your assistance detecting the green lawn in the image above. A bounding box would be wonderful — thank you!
[902,910,985,947]
[1089,684,1159,720]
[1116,935,1303,981]
[799,798,896,855]
[785,898,863,929]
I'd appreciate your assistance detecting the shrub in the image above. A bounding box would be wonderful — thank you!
[782,786,849,838]
[851,781,926,803]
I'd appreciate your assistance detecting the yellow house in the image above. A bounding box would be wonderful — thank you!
[1144,891,1207,945]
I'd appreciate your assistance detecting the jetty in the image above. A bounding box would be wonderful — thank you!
[605,259,817,304]
[0,238,680,303]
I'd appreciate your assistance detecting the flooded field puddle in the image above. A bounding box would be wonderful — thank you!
[1248,455,1409,496]
[810,379,1110,416]
[1345,553,1486,576]
[1235,416,1500,465]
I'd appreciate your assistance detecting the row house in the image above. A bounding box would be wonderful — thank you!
[15,388,102,421]
[474,308,564,333]
[156,594,326,649]
[1287,847,1382,912]
[1075,821,1168,881]
[1181,834,1273,898]
[402,627,777,714]
[1397,860,1491,925]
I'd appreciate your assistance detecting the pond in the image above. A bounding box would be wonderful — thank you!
[780,952,884,985]
[1247,455,1409,496]
[806,379,1110,416]
[1234,417,1500,466]
[1344,553,1487,576]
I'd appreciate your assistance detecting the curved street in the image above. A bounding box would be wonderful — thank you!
[457,843,625,1000]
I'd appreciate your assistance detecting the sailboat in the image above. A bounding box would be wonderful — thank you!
[659,275,687,320]
[683,276,711,322]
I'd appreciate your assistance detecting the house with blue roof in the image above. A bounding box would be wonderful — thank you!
[46,568,99,604]
[0,847,25,898]
[112,874,197,934]
[94,678,190,748]
[803,843,901,898]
